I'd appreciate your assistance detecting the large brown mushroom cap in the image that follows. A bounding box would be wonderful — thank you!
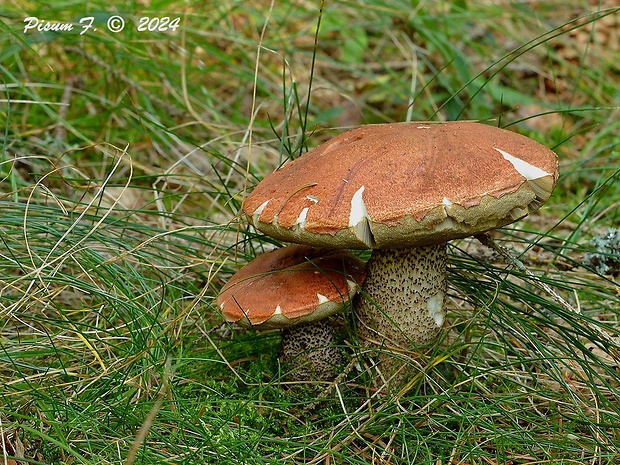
[244,122,559,249]
[218,245,366,330]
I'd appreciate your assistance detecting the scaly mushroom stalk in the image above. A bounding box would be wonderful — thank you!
[355,245,447,349]
[280,319,344,380]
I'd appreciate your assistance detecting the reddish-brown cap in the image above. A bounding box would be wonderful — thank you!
[243,122,559,249]
[217,245,366,329]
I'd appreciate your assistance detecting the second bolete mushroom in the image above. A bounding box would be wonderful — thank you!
[217,244,366,380]
[243,122,559,376]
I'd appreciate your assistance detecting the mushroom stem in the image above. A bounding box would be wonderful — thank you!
[354,244,448,358]
[280,319,344,381]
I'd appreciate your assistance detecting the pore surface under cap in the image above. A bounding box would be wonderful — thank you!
[244,122,559,249]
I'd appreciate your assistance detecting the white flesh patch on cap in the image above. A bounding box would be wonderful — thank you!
[494,147,554,206]
[442,197,453,216]
[439,197,458,228]
[427,293,445,327]
[494,148,551,180]
[305,195,319,203]
[274,305,282,315]
[417,125,431,129]
[349,186,376,247]
[295,207,309,231]
[252,200,270,225]
[317,293,329,304]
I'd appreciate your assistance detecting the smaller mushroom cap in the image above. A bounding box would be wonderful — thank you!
[218,245,366,330]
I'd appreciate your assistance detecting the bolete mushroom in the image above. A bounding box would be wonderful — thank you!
[242,122,559,370]
[217,244,366,380]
